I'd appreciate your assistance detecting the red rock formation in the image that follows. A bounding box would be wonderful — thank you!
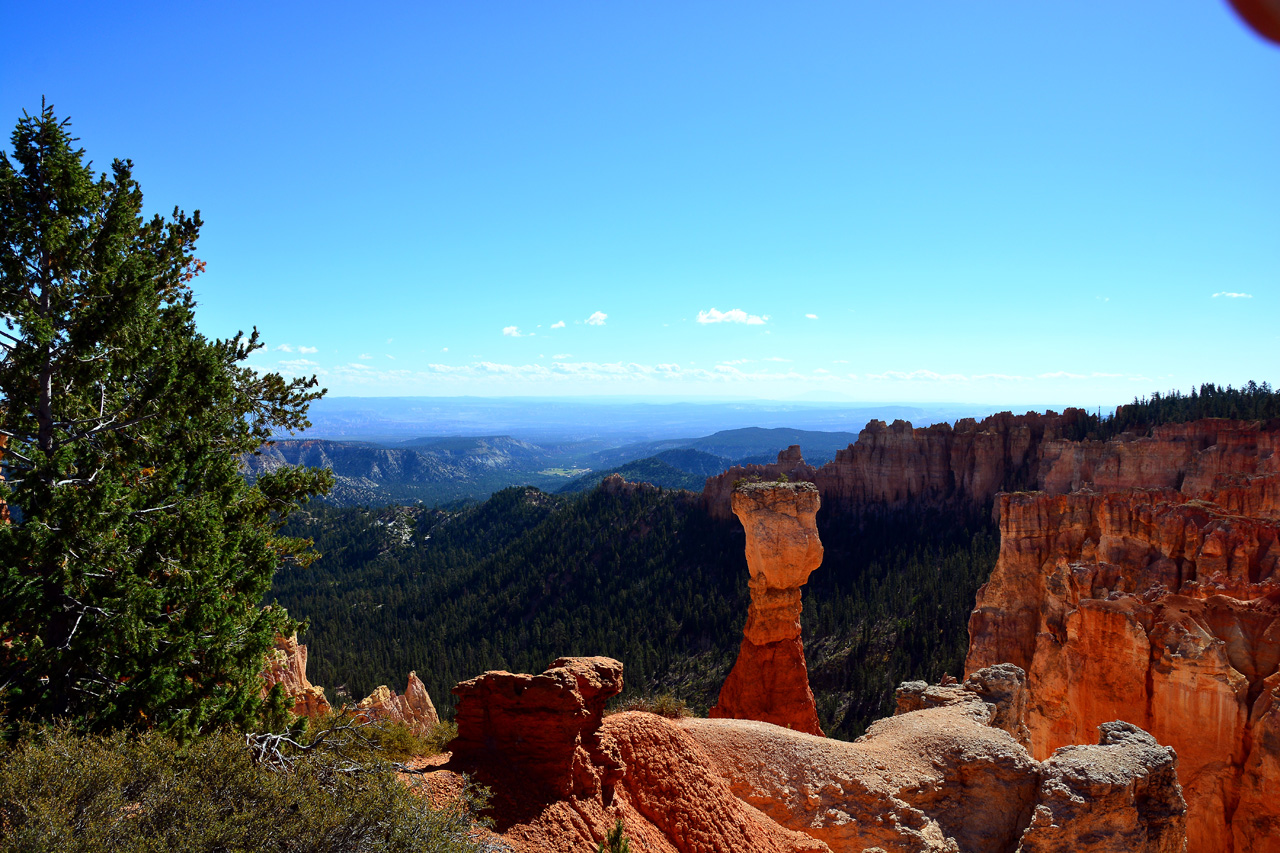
[260,634,331,719]
[354,671,439,734]
[450,656,627,799]
[686,667,1184,853]
[967,488,1280,853]
[702,415,1280,521]
[436,658,1185,852]
[710,481,824,735]
[442,656,826,853]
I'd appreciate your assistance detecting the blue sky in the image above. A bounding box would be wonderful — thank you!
[3,2,1276,409]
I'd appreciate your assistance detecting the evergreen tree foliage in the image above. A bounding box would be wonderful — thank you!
[1060,380,1280,441]
[270,485,997,739]
[0,104,332,736]
[597,819,632,853]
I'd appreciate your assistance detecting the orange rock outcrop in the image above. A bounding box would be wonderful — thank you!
[354,671,439,734]
[442,656,827,853]
[260,634,331,719]
[709,481,824,735]
[967,486,1280,853]
[437,659,1185,852]
[261,634,442,733]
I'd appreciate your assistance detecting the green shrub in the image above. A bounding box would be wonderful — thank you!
[299,714,458,764]
[609,694,693,719]
[597,819,632,853]
[0,724,486,853]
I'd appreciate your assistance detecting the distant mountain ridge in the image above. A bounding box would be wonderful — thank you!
[246,426,875,506]
[557,448,733,494]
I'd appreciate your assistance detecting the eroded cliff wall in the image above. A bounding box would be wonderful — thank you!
[967,484,1280,853]
[703,415,1280,521]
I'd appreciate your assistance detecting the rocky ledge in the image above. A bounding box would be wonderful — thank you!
[431,657,1185,853]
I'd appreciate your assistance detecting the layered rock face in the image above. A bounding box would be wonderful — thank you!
[260,634,331,719]
[438,659,1183,853]
[442,656,826,853]
[354,671,439,734]
[702,416,1280,520]
[710,481,824,735]
[450,656,627,799]
[967,487,1280,853]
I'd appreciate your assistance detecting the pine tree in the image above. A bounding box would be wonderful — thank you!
[0,102,332,736]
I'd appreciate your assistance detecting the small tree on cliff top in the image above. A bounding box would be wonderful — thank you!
[0,103,332,736]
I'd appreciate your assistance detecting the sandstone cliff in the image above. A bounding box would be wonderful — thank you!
[710,481,824,735]
[967,487,1280,853]
[436,658,1185,853]
[702,416,1280,520]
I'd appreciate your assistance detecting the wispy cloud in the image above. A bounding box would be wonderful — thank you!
[279,358,317,367]
[358,353,373,360]
[585,311,607,326]
[551,320,566,329]
[696,307,768,325]
[763,356,791,363]
[503,326,531,337]
[552,353,572,359]
[299,346,318,354]
[1212,291,1253,299]
[866,369,1028,382]
[805,313,818,319]
[275,344,294,353]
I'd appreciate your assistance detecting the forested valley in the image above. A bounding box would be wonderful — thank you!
[270,484,997,740]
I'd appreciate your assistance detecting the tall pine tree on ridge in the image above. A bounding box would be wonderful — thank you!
[0,102,332,736]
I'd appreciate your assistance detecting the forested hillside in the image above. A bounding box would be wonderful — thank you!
[269,484,996,739]
[557,448,732,494]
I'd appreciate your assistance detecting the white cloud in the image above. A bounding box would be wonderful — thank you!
[1095,297,1110,303]
[299,346,318,354]
[358,353,373,360]
[585,311,607,326]
[696,307,768,325]
[763,356,791,363]
[1212,292,1253,299]
[386,354,396,360]
[814,368,830,373]
[551,320,566,329]
[279,358,317,367]
[720,358,752,365]
[442,347,448,352]
[833,359,849,364]
[275,344,294,353]
[552,353,572,359]
[503,326,529,337]
[805,313,818,319]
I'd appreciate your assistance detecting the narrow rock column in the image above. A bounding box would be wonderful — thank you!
[710,481,824,735]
